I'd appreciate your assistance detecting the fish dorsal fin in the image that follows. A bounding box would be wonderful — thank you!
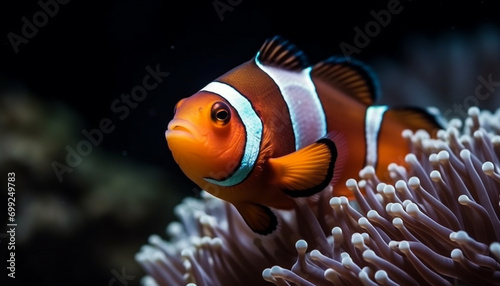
[256,35,309,71]
[312,56,380,105]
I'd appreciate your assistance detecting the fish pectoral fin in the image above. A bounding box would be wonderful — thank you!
[269,132,346,198]
[235,202,277,235]
[311,56,379,105]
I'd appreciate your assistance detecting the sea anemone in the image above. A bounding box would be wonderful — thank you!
[136,106,500,286]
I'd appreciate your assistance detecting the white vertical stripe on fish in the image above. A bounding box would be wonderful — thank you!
[255,55,327,150]
[365,105,388,167]
[200,81,263,186]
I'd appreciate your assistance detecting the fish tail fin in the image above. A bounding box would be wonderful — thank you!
[387,106,446,136]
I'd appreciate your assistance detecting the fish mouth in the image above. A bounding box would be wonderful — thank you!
[166,119,203,142]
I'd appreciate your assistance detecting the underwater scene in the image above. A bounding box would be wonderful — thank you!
[1,1,500,285]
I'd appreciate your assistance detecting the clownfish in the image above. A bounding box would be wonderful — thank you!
[166,36,443,235]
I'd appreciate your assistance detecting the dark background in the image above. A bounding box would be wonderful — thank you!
[1,0,500,285]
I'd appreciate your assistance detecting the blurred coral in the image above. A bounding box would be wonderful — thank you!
[373,25,500,116]
[0,92,81,178]
[136,107,500,286]
[0,89,181,280]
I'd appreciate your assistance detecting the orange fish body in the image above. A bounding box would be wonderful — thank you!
[166,36,442,234]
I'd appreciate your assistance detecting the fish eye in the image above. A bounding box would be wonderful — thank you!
[210,101,231,126]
